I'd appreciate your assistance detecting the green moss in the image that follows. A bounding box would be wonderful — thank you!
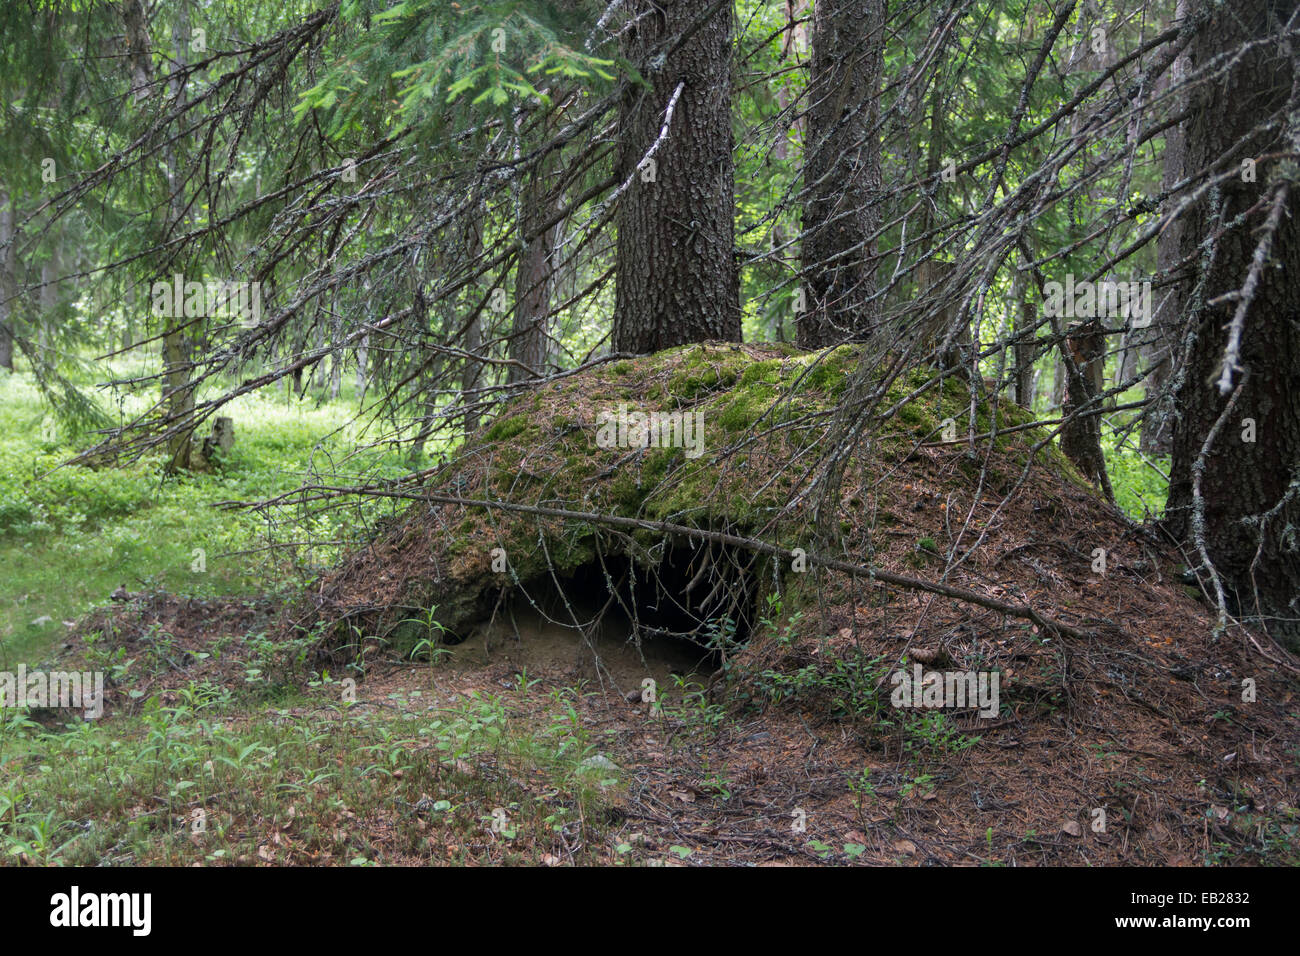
[666,346,748,399]
[740,359,782,386]
[642,446,678,485]
[608,469,648,510]
[799,345,858,394]
[326,340,1107,654]
[897,402,929,429]
[715,385,777,433]
[484,415,529,442]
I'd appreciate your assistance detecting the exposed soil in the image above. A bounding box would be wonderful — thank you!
[438,591,715,693]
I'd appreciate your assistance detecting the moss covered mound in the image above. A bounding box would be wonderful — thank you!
[295,341,1073,653]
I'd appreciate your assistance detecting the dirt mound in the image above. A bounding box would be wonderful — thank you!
[285,342,1300,863]
[295,341,845,650]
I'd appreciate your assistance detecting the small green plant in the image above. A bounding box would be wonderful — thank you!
[403,606,452,677]
[512,668,540,695]
[899,773,936,799]
[703,615,743,677]
[664,674,727,732]
[900,711,980,756]
[752,644,888,721]
[807,839,833,860]
[848,768,876,810]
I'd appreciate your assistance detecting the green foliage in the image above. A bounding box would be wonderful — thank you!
[0,681,619,865]
[297,0,619,134]
[0,369,415,663]
[1104,433,1169,521]
[897,711,981,757]
[751,643,891,722]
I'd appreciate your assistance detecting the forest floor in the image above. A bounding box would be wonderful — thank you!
[2,345,1299,865]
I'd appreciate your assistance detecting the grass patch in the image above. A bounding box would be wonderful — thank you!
[0,369,419,666]
[0,681,620,865]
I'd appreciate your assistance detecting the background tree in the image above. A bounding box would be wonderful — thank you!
[797,0,884,347]
[1162,0,1300,641]
[612,0,740,353]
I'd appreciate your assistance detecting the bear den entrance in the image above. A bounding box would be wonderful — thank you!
[440,539,761,696]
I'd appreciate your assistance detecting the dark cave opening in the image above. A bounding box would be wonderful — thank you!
[441,537,763,685]
[562,539,760,650]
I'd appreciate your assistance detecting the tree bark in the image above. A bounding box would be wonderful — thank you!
[1142,0,1190,457]
[329,304,343,400]
[356,333,368,397]
[126,0,198,469]
[38,247,57,355]
[462,213,485,436]
[612,0,739,354]
[1059,319,1113,500]
[1164,0,1300,645]
[1015,298,1036,409]
[508,144,561,383]
[798,0,884,348]
[0,190,14,371]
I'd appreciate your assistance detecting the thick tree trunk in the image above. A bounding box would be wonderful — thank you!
[1164,0,1300,644]
[798,0,884,348]
[612,0,739,354]
[122,0,153,102]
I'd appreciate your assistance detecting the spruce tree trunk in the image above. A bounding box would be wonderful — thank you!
[1015,299,1036,410]
[329,301,342,399]
[356,334,368,396]
[612,0,739,354]
[798,0,884,348]
[126,0,198,469]
[164,3,196,469]
[462,213,485,437]
[1164,0,1300,645]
